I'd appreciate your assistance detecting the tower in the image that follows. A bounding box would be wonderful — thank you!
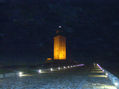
[53,27,66,60]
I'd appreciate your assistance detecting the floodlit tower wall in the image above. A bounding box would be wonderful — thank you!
[54,35,66,60]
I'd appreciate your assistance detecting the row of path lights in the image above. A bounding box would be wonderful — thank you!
[17,64,84,77]
[38,64,84,74]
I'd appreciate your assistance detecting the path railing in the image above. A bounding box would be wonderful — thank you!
[97,64,119,88]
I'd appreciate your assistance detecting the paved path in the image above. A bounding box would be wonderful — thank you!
[0,65,117,89]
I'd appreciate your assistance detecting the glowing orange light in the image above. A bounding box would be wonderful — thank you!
[47,58,52,61]
[54,35,66,60]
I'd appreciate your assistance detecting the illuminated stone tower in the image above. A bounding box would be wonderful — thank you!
[54,27,66,60]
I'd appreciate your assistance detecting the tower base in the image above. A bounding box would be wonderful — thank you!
[43,59,78,68]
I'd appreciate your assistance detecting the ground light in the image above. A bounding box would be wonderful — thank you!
[38,69,42,73]
[58,67,61,70]
[105,73,108,76]
[18,72,23,77]
[50,68,53,71]
[63,66,66,69]
[114,82,118,87]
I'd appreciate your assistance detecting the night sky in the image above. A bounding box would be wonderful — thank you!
[0,0,119,66]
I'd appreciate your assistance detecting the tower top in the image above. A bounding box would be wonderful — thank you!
[58,26,62,29]
[56,26,63,34]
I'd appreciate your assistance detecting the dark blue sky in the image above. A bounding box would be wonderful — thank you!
[0,0,119,65]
